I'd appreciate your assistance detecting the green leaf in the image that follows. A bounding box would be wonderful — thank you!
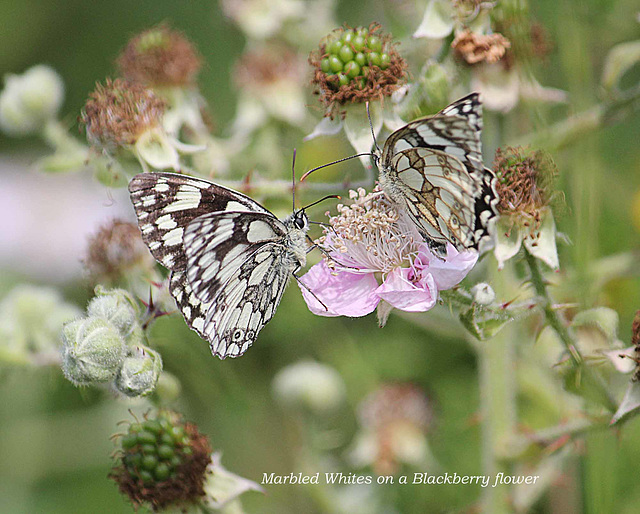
[602,40,640,91]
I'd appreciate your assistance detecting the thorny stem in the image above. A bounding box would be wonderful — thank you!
[524,248,617,412]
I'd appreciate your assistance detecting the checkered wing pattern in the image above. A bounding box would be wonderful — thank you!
[129,172,307,359]
[378,93,499,256]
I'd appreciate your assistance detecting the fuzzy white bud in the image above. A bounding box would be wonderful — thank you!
[0,65,64,136]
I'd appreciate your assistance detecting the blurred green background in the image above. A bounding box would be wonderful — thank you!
[1,1,640,513]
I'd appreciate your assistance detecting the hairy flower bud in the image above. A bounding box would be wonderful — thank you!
[61,317,127,385]
[87,288,139,337]
[0,65,65,136]
[0,64,64,136]
[117,24,202,87]
[115,345,162,397]
[471,282,496,305]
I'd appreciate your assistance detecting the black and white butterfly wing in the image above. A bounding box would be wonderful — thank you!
[181,211,295,358]
[377,93,498,255]
[129,172,271,271]
[129,172,304,359]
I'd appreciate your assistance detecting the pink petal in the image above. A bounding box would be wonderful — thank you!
[298,261,380,317]
[416,243,478,290]
[375,267,437,312]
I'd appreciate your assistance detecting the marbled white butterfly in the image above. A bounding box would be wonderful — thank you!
[302,93,499,258]
[129,172,311,359]
[375,93,499,257]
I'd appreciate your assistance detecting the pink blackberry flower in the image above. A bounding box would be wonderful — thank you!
[298,187,478,323]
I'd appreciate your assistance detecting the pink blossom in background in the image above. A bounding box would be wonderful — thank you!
[298,188,479,319]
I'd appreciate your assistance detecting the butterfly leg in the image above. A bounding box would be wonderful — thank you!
[292,273,329,312]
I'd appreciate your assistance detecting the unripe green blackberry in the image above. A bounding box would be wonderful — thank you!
[111,410,212,511]
[309,23,407,113]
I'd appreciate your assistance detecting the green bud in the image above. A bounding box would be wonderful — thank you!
[114,345,163,397]
[141,443,156,454]
[157,444,174,460]
[330,40,343,54]
[367,52,382,67]
[154,462,171,481]
[144,419,163,435]
[338,46,354,63]
[328,56,343,73]
[139,470,154,483]
[356,27,368,38]
[354,52,367,67]
[141,454,158,471]
[61,317,126,385]
[368,36,382,53]
[320,58,331,73]
[352,35,366,52]
[137,430,157,445]
[342,29,355,44]
[87,288,138,337]
[380,53,391,69]
[337,73,349,86]
[121,434,138,449]
[344,61,361,79]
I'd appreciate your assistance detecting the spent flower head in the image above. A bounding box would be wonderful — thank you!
[299,187,478,323]
[84,219,155,285]
[492,146,560,269]
[80,78,196,170]
[452,29,511,65]
[81,78,166,149]
[231,43,307,134]
[350,383,434,474]
[117,24,202,88]
[310,23,407,116]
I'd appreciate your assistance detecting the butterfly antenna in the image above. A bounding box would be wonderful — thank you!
[291,148,297,211]
[301,194,341,211]
[366,101,381,156]
[300,153,373,181]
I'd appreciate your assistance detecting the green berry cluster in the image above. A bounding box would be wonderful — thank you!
[112,411,212,510]
[320,26,391,88]
[120,412,193,484]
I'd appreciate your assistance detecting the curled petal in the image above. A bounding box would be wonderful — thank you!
[416,243,478,290]
[299,261,379,317]
[376,267,437,313]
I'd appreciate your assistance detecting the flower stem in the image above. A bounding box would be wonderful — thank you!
[523,248,617,412]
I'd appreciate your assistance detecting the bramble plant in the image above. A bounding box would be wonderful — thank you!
[1,1,640,513]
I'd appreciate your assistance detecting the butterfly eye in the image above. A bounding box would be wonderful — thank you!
[294,214,307,230]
